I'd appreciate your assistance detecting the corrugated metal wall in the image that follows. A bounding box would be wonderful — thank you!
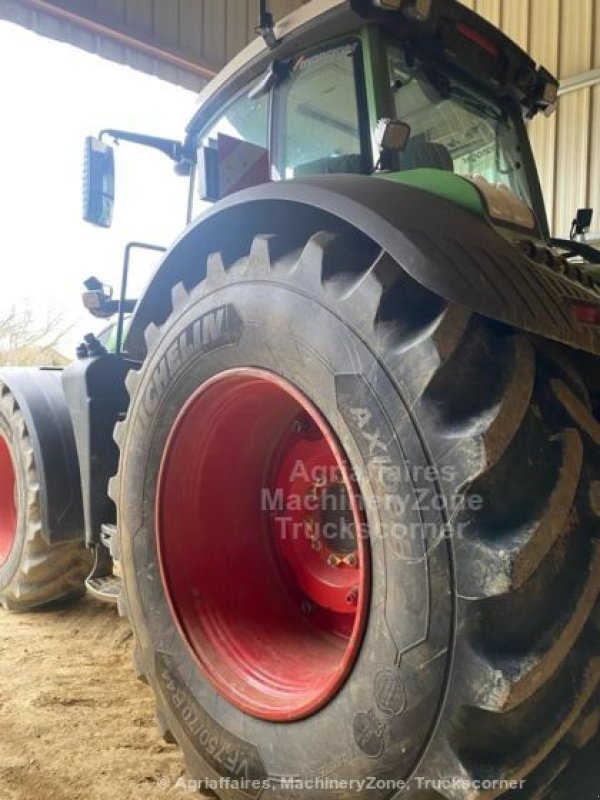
[0,0,301,91]
[461,0,599,237]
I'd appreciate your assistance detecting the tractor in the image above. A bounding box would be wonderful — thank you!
[0,0,599,797]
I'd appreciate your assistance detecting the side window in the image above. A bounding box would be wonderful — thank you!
[192,88,269,216]
[200,90,269,150]
[276,42,364,179]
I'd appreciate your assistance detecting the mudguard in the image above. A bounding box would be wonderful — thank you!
[61,354,132,547]
[0,368,84,544]
[126,175,600,359]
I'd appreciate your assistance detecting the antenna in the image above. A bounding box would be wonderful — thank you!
[256,0,278,49]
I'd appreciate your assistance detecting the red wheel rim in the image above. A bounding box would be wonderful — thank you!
[157,369,370,721]
[0,435,17,567]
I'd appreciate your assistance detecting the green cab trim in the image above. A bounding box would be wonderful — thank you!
[379,168,486,218]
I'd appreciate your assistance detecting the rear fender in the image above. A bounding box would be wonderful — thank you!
[126,175,600,358]
[0,368,84,544]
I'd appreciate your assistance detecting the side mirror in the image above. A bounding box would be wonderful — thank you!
[375,118,411,153]
[570,208,593,240]
[82,136,114,228]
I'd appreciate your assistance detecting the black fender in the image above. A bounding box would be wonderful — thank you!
[61,354,133,548]
[0,368,84,544]
[126,175,600,359]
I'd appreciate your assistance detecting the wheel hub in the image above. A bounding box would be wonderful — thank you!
[271,418,362,618]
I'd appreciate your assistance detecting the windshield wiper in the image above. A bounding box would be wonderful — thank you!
[422,65,503,122]
[446,85,503,122]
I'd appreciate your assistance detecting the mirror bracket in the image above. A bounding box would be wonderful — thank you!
[374,118,411,171]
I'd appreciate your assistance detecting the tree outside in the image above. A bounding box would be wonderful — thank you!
[0,306,70,367]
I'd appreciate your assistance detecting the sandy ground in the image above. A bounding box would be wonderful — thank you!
[0,593,596,800]
[0,595,200,800]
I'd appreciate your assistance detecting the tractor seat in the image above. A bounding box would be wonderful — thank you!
[399,138,454,172]
[291,139,452,177]
[293,154,363,177]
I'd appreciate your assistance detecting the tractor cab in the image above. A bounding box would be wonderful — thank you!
[187,0,557,238]
[83,0,558,241]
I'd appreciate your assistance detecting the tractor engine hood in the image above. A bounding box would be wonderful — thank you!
[380,168,537,232]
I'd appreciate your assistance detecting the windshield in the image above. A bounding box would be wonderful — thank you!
[388,46,533,208]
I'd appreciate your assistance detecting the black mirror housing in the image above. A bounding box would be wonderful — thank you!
[571,208,594,240]
[82,136,114,228]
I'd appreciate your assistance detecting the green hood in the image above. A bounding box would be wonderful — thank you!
[380,168,486,218]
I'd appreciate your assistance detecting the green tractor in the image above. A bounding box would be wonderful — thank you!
[1,0,599,796]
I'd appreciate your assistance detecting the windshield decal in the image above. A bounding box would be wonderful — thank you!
[292,42,357,73]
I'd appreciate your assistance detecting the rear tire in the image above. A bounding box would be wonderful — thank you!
[0,384,91,611]
[115,226,600,798]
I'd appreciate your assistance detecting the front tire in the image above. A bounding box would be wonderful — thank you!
[0,383,91,611]
[115,227,599,798]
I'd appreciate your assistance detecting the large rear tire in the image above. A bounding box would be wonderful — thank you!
[0,384,91,611]
[115,226,600,798]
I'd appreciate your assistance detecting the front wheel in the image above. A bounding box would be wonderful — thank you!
[0,383,91,611]
[115,227,600,798]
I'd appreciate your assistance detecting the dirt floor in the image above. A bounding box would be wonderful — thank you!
[0,594,207,800]
[0,593,597,800]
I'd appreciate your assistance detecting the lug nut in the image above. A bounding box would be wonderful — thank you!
[345,587,359,606]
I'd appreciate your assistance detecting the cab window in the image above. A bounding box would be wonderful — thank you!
[275,42,365,179]
[192,88,269,217]
[387,45,533,206]
[199,90,269,150]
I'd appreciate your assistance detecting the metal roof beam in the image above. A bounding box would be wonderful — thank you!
[558,68,600,96]
[13,0,217,82]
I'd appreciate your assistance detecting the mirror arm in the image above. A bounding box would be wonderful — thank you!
[99,129,186,163]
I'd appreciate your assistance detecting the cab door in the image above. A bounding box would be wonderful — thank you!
[272,39,373,180]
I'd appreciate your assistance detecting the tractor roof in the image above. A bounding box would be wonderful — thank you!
[189,0,358,133]
[187,0,558,136]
